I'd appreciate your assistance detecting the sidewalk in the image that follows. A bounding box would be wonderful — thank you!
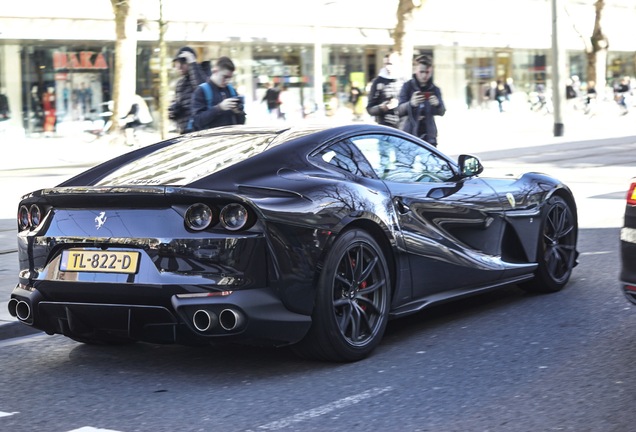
[1,104,635,172]
[0,105,634,336]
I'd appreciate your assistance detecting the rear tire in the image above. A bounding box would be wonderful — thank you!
[293,229,390,362]
[520,195,577,293]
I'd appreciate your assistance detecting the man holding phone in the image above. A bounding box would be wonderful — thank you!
[189,56,246,131]
[398,55,446,146]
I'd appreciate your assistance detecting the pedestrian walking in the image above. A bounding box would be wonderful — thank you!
[188,56,246,131]
[0,88,10,127]
[584,80,597,115]
[397,54,446,146]
[366,52,403,128]
[349,82,364,121]
[494,79,509,113]
[122,94,153,145]
[278,85,294,122]
[614,76,630,115]
[262,82,281,119]
[168,46,207,134]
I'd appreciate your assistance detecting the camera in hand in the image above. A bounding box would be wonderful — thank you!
[236,95,245,111]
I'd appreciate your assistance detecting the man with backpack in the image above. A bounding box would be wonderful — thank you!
[188,56,246,132]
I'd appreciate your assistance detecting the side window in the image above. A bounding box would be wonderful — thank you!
[315,141,375,178]
[352,134,454,183]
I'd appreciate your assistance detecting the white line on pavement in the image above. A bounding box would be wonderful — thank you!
[68,427,123,432]
[255,386,394,430]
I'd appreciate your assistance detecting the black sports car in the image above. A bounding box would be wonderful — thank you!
[620,179,636,304]
[9,124,579,361]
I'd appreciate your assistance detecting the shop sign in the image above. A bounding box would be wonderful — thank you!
[325,64,346,76]
[252,64,300,77]
[53,51,109,71]
[473,66,494,79]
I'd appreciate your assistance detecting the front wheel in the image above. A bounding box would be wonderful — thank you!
[293,229,391,362]
[520,195,578,293]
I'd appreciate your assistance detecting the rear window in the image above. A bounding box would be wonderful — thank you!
[95,133,276,187]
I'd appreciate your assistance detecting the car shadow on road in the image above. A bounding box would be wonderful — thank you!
[6,226,628,375]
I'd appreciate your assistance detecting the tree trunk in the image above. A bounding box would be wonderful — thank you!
[394,0,425,79]
[110,0,138,132]
[586,0,608,91]
[158,0,169,139]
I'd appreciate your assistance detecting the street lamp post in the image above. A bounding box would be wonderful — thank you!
[313,23,324,117]
[551,0,564,137]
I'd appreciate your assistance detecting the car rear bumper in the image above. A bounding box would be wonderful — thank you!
[620,232,636,305]
[9,284,312,346]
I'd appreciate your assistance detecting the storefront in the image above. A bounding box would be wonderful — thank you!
[19,45,113,135]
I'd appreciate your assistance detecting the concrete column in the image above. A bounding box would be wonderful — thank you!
[0,44,24,137]
[432,46,463,111]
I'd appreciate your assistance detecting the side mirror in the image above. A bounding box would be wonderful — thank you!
[457,154,484,177]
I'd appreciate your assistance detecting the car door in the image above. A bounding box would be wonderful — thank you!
[351,133,506,299]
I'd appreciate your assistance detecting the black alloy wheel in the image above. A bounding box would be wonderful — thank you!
[294,229,390,362]
[521,195,578,293]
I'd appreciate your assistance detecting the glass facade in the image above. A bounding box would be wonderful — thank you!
[4,38,635,137]
[19,45,114,135]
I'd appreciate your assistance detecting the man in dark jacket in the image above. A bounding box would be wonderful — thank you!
[261,82,281,118]
[398,55,446,146]
[189,56,246,131]
[366,52,403,128]
[169,46,207,134]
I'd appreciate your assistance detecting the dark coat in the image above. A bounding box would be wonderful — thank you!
[169,62,207,133]
[190,80,246,131]
[366,74,402,128]
[397,76,446,146]
[0,94,9,120]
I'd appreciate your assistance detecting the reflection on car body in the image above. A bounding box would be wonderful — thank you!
[9,124,579,362]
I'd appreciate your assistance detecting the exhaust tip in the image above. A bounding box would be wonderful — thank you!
[7,298,18,317]
[219,309,243,331]
[15,301,31,322]
[192,309,218,332]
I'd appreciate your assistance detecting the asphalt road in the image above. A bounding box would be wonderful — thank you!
[0,227,631,432]
[0,133,634,431]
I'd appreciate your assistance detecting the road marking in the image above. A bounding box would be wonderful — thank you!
[256,386,393,430]
[0,411,19,418]
[68,428,122,432]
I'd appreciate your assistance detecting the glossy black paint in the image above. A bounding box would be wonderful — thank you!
[620,180,636,304]
[11,124,578,349]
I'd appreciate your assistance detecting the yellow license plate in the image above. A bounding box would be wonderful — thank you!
[60,250,140,274]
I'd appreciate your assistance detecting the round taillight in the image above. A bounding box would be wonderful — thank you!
[184,203,213,231]
[219,203,248,231]
[18,205,30,230]
[29,204,42,227]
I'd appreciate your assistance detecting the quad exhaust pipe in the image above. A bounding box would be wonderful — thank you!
[219,308,243,331]
[7,298,18,318]
[192,309,218,332]
[192,308,243,332]
[8,299,32,322]
[16,301,32,321]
